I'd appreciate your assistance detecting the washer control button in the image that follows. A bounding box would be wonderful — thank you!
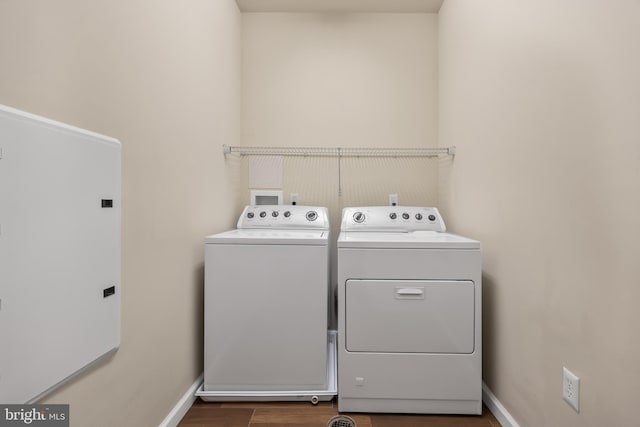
[428,214,436,221]
[389,212,397,220]
[353,212,365,223]
[415,213,423,221]
[272,211,279,217]
[247,212,255,219]
[284,211,291,218]
[402,212,410,220]
[259,211,267,218]
[306,210,318,221]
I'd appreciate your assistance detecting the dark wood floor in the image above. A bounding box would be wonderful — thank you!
[179,399,502,427]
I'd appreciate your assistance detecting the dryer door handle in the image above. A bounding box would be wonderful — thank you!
[395,287,425,300]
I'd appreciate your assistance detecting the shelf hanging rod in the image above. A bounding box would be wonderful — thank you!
[222,145,456,158]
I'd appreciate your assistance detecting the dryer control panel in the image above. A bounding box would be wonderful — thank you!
[238,205,329,230]
[341,206,446,232]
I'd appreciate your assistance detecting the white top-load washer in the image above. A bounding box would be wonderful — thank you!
[337,206,481,414]
[196,205,336,403]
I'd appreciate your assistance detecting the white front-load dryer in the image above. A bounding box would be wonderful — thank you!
[337,206,481,414]
[196,205,337,403]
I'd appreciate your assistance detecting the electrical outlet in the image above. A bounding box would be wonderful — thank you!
[389,194,398,206]
[563,367,580,412]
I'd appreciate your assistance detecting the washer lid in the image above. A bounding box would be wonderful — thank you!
[337,230,479,249]
[206,229,329,245]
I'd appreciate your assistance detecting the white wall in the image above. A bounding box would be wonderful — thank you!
[241,12,440,210]
[439,0,640,425]
[242,13,438,151]
[0,0,242,425]
[241,13,440,229]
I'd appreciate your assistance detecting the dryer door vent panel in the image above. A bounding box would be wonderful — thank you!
[345,280,474,354]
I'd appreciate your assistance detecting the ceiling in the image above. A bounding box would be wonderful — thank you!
[236,0,444,13]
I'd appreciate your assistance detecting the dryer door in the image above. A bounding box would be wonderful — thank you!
[345,279,475,354]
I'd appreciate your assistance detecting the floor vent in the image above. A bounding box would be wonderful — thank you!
[327,415,357,427]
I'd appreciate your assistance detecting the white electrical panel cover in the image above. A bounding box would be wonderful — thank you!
[0,105,121,403]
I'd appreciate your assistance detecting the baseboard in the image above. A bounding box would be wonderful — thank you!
[160,376,515,427]
[482,382,521,427]
[158,374,203,427]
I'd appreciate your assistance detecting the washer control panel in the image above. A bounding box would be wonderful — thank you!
[341,206,446,232]
[238,205,329,229]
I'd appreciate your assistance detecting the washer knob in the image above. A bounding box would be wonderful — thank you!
[284,211,291,218]
[272,211,279,217]
[428,214,436,221]
[389,212,397,220]
[259,211,267,218]
[353,212,365,223]
[306,210,318,221]
[402,212,410,220]
[247,212,255,219]
[415,213,423,220]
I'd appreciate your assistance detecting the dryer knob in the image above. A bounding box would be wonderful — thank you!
[284,211,291,218]
[415,213,423,220]
[353,212,365,223]
[402,212,410,220]
[259,211,267,218]
[247,212,255,219]
[389,212,397,220]
[306,210,318,221]
[428,214,436,221]
[272,211,279,217]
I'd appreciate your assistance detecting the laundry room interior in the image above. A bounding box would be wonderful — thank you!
[1,0,639,426]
